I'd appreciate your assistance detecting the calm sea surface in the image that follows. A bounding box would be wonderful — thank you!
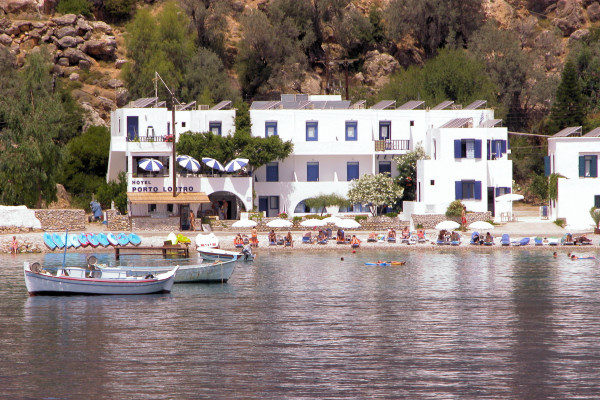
[1,248,600,399]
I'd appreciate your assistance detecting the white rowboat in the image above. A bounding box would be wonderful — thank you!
[101,259,237,283]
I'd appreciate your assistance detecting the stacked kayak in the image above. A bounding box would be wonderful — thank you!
[42,232,142,250]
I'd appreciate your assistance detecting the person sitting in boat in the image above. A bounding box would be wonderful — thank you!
[350,235,361,248]
[285,231,293,247]
[367,232,377,242]
[268,230,277,245]
[233,234,244,248]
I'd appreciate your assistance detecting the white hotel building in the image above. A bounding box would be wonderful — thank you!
[546,126,600,228]
[106,94,513,229]
[250,94,512,220]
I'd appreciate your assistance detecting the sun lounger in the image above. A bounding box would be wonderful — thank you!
[500,234,510,246]
[302,233,312,244]
[387,236,397,243]
[515,237,530,246]
[408,234,417,245]
[534,237,543,246]
[470,232,480,245]
[548,237,559,246]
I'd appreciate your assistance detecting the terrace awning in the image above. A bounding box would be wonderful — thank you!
[127,192,210,204]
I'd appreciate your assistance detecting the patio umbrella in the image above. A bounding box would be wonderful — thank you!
[435,220,460,230]
[495,193,524,202]
[300,218,327,227]
[202,157,224,171]
[177,155,201,172]
[223,158,249,173]
[322,216,343,224]
[469,221,494,230]
[231,219,257,228]
[335,219,361,229]
[266,219,292,228]
[138,158,163,172]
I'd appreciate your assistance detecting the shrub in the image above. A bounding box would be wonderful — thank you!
[57,0,93,18]
[590,207,600,228]
[445,200,464,218]
[385,212,398,218]
[355,215,368,222]
[278,212,288,219]
[292,216,302,223]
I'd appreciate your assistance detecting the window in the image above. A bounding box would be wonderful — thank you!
[487,139,507,160]
[454,139,482,159]
[307,162,319,181]
[306,121,318,141]
[379,121,391,140]
[167,204,174,213]
[148,204,156,212]
[347,162,359,181]
[209,121,222,136]
[265,121,278,137]
[379,161,391,175]
[266,162,279,182]
[345,121,357,141]
[430,180,435,185]
[496,187,511,196]
[127,116,139,140]
[595,195,600,208]
[455,180,482,200]
[579,155,598,177]
[410,120,414,127]
[181,122,186,128]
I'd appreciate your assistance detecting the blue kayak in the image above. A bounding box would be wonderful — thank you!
[96,233,110,247]
[116,233,129,246]
[68,234,81,248]
[43,233,57,250]
[128,233,142,246]
[52,233,66,249]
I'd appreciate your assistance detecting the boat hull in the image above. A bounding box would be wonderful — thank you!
[104,261,236,283]
[198,248,243,261]
[23,263,176,295]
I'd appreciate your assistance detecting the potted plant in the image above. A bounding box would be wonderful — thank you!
[590,207,600,234]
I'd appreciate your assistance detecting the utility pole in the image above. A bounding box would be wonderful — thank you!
[154,72,180,198]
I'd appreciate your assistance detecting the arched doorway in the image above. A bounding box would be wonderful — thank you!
[202,191,247,220]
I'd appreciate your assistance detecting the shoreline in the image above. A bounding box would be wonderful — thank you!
[2,230,598,255]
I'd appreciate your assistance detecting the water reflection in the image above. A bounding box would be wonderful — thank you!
[1,249,600,398]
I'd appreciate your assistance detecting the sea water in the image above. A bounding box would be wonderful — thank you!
[1,248,600,399]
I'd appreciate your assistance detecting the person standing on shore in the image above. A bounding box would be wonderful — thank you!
[10,236,18,254]
[461,206,467,231]
[189,210,196,232]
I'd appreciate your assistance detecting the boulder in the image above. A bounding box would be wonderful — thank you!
[56,57,69,66]
[97,96,114,111]
[0,0,40,15]
[362,50,399,87]
[81,36,116,60]
[116,88,129,107]
[57,35,78,48]
[90,21,112,34]
[569,28,590,42]
[52,14,77,26]
[69,72,79,81]
[76,18,92,35]
[114,58,126,69]
[105,78,123,89]
[55,26,77,39]
[80,101,108,130]
[0,32,11,45]
[553,0,585,36]
[588,2,600,21]
[300,72,321,95]
[63,47,93,65]
[78,59,91,70]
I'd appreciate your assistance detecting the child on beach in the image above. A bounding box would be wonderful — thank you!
[10,236,18,254]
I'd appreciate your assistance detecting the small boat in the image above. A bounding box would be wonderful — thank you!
[23,261,178,295]
[106,232,119,246]
[78,233,89,247]
[86,233,100,248]
[43,233,57,250]
[52,233,66,249]
[116,233,129,246]
[96,233,110,247]
[198,247,254,262]
[100,259,236,283]
[365,261,406,266]
[195,233,219,249]
[68,234,81,249]
[128,233,142,246]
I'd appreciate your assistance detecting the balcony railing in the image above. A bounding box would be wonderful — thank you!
[127,135,172,143]
[374,140,410,151]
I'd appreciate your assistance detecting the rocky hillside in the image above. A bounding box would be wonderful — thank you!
[0,0,599,128]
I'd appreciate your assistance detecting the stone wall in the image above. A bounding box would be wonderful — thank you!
[106,210,130,231]
[35,209,86,231]
[131,216,180,231]
[411,212,492,229]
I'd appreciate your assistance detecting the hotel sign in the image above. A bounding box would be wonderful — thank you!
[131,180,194,193]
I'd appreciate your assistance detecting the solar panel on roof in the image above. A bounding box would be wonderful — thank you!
[177,101,196,111]
[464,100,487,110]
[211,101,231,110]
[553,126,582,137]
[583,127,600,137]
[439,118,472,129]
[397,100,425,110]
[352,100,366,109]
[126,97,159,108]
[155,101,166,108]
[432,100,454,110]
[371,100,396,110]
[479,119,502,128]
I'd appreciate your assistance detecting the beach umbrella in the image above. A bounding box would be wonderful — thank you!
[231,219,257,228]
[201,157,224,171]
[138,158,163,172]
[300,218,327,227]
[435,220,460,230]
[266,219,292,228]
[495,193,524,202]
[335,219,361,229]
[177,155,201,172]
[469,221,494,230]
[564,223,594,232]
[322,216,343,224]
[223,158,249,173]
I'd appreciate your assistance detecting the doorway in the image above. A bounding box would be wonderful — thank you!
[487,187,495,217]
[180,204,191,230]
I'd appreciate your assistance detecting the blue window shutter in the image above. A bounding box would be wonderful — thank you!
[496,187,500,196]
[506,187,511,194]
[454,140,461,158]
[474,139,482,159]
[544,156,551,177]
[455,181,462,200]
[592,155,598,177]
[579,156,585,177]
[595,195,600,208]
[501,140,507,154]
[487,140,491,160]
[474,181,482,200]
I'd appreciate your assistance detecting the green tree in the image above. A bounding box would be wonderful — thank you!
[97,172,128,214]
[59,126,111,204]
[393,144,429,201]
[0,50,71,208]
[103,0,136,22]
[386,0,484,57]
[548,60,585,133]
[347,173,403,216]
[57,0,93,18]
[377,48,497,107]
[445,200,465,218]
[305,193,349,215]
[180,0,230,60]
[182,47,239,104]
